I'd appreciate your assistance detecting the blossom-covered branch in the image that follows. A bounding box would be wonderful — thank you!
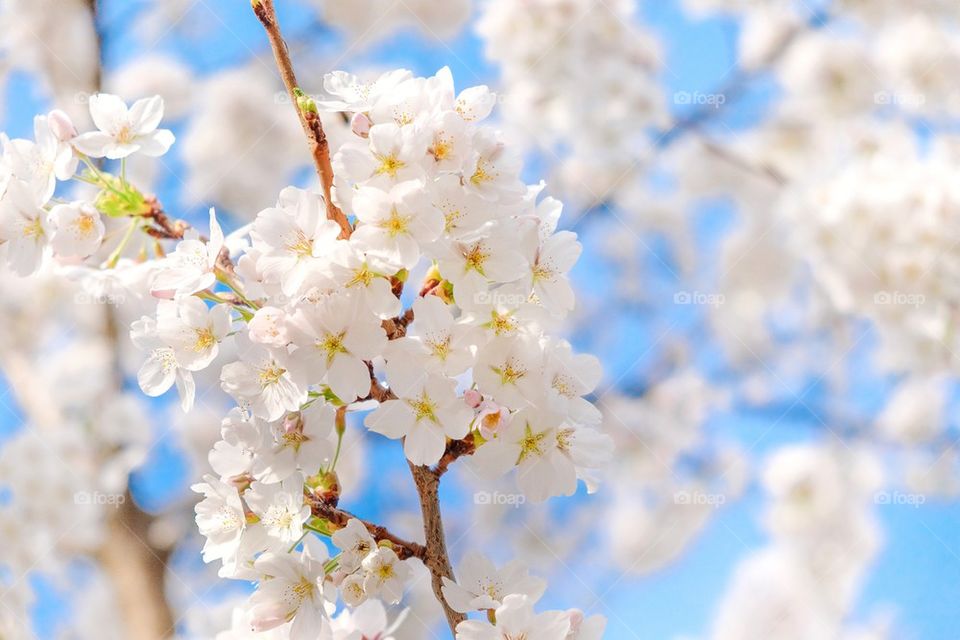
[252,0,351,238]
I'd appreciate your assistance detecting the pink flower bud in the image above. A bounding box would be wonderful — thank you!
[47,109,77,141]
[464,389,483,408]
[351,112,372,138]
[566,609,585,631]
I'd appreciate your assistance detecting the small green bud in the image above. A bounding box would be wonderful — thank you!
[294,88,318,115]
[93,176,151,218]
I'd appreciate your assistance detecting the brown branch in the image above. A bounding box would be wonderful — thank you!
[434,433,476,477]
[306,495,427,561]
[361,373,469,633]
[382,306,416,340]
[252,0,352,239]
[408,462,466,633]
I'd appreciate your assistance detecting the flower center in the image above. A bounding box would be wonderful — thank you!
[430,133,453,161]
[319,331,348,366]
[258,364,286,387]
[518,423,547,462]
[115,124,134,144]
[407,392,438,423]
[492,359,525,386]
[471,159,495,185]
[22,217,44,240]
[463,243,489,274]
[375,154,406,178]
[383,209,410,237]
[73,213,96,236]
[194,327,216,352]
[286,230,314,258]
[347,264,375,288]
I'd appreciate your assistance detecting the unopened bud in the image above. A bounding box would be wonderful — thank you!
[294,88,318,115]
[335,406,347,437]
[350,112,372,138]
[307,469,341,505]
[47,109,77,141]
[464,389,483,408]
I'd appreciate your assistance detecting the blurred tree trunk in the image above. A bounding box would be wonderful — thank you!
[96,492,176,639]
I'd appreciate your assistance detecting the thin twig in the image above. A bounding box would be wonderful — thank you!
[252,0,352,238]
[306,495,427,560]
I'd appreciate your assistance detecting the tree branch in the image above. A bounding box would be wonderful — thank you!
[252,0,352,238]
[408,462,466,633]
[306,495,427,560]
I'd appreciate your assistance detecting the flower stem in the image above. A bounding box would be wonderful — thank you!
[106,218,140,268]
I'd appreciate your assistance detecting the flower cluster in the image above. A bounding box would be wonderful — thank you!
[0,94,174,277]
[1,66,616,637]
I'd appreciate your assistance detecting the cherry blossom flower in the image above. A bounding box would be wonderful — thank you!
[361,546,411,605]
[251,186,342,296]
[245,474,311,547]
[220,336,305,421]
[351,180,443,269]
[48,201,104,258]
[252,403,336,484]
[442,552,546,613]
[248,538,332,638]
[72,94,175,159]
[455,594,570,640]
[150,208,225,298]
[331,518,376,574]
[287,292,387,403]
[473,335,544,409]
[158,296,231,372]
[365,360,472,465]
[130,311,196,411]
[330,599,407,640]
[385,296,478,376]
[0,178,49,275]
